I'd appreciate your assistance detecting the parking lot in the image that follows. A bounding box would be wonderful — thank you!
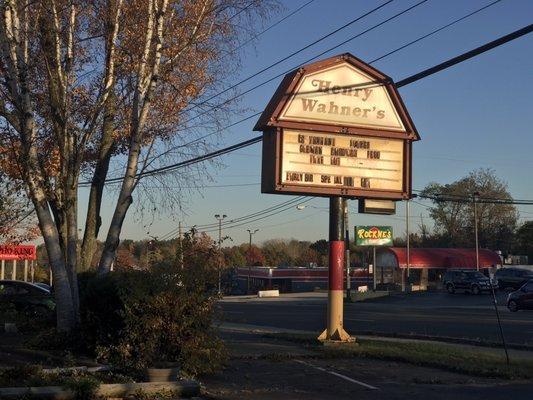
[220,290,533,346]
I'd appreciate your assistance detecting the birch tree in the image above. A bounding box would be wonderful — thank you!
[0,0,271,332]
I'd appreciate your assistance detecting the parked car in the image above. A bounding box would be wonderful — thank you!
[495,268,533,291]
[0,280,55,316]
[507,280,533,312]
[34,282,52,293]
[442,269,497,294]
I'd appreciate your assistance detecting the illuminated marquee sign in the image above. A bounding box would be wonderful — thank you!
[281,129,404,192]
[255,53,419,199]
[355,226,393,247]
[0,244,37,260]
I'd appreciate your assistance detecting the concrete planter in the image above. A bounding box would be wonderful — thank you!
[346,290,389,302]
[145,366,180,382]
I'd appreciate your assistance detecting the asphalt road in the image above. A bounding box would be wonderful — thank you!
[219,291,533,346]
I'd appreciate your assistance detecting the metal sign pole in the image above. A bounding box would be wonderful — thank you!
[319,197,352,342]
[373,246,377,291]
[368,247,377,292]
[343,199,351,291]
[489,282,509,364]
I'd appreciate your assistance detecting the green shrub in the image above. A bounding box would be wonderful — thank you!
[79,232,227,376]
[63,375,100,400]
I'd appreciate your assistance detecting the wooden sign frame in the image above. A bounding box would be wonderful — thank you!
[255,53,419,200]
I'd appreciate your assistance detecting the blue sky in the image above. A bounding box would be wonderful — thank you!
[84,0,533,246]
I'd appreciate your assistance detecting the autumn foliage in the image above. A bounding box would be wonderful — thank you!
[0,0,273,332]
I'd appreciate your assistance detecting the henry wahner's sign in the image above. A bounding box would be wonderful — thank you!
[254,53,420,200]
[254,53,420,343]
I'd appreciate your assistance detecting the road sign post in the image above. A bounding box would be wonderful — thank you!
[317,197,352,342]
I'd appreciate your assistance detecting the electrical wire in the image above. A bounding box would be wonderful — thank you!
[181,0,428,127]
[81,1,510,187]
[171,0,505,151]
[82,23,533,186]
[158,196,307,240]
[194,197,314,236]
[228,0,318,55]
[185,0,397,116]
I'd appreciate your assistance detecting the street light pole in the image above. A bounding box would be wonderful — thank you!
[343,199,350,291]
[473,192,480,271]
[215,214,227,293]
[247,229,259,294]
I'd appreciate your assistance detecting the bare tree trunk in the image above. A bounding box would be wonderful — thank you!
[65,188,79,320]
[32,194,75,332]
[97,135,140,274]
[98,0,168,274]
[80,95,116,271]
[98,189,134,274]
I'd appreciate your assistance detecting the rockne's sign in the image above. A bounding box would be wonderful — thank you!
[355,226,393,247]
[255,53,420,200]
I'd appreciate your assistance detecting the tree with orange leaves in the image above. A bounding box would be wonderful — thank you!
[0,0,274,332]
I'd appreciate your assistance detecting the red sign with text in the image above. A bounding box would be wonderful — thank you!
[0,245,37,260]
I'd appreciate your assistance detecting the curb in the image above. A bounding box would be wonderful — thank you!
[218,322,533,355]
[0,380,200,399]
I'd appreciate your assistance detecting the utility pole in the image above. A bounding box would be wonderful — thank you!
[215,214,227,294]
[246,229,259,294]
[343,199,350,291]
[178,221,184,269]
[473,192,480,271]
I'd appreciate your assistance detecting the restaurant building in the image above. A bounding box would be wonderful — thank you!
[234,267,372,294]
[233,248,503,293]
[375,247,503,290]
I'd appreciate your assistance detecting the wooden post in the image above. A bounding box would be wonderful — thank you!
[31,260,35,283]
[24,260,28,282]
[12,260,17,280]
[1,260,4,280]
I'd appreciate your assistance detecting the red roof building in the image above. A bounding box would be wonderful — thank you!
[375,248,502,290]
[377,248,502,269]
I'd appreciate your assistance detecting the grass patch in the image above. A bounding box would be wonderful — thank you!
[263,332,533,380]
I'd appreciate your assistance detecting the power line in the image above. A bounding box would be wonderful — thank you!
[229,0,317,55]
[141,182,260,189]
[369,0,504,64]
[162,197,308,239]
[171,0,504,150]
[417,193,533,205]
[80,1,503,187]
[158,196,306,240]
[395,23,533,87]
[197,197,314,235]
[87,23,532,185]
[185,0,397,116]
[181,0,429,127]
[82,136,262,186]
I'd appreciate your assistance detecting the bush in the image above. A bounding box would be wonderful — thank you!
[79,232,227,377]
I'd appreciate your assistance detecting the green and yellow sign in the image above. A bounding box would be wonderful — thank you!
[355,226,393,246]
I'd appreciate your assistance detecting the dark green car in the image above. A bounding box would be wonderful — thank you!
[442,269,497,294]
[0,280,55,316]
